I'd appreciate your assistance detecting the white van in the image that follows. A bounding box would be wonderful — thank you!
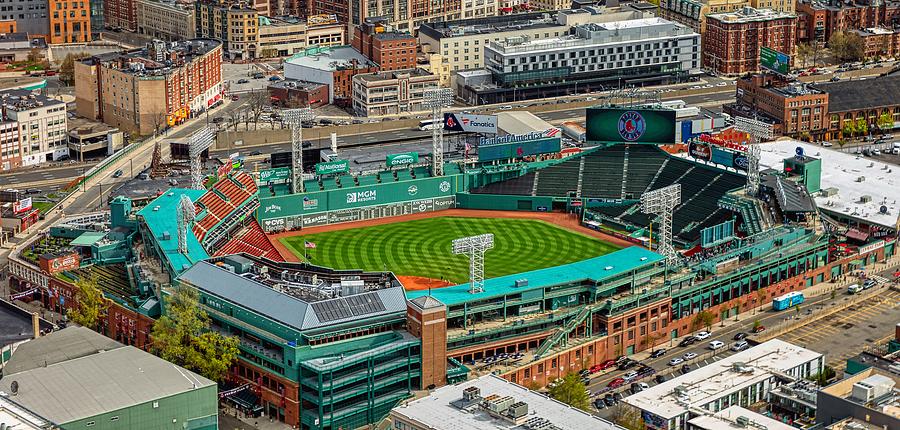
[892,142,900,155]
[847,284,863,294]
[709,340,726,350]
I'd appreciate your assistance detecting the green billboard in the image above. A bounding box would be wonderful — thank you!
[258,167,291,184]
[585,108,676,145]
[760,47,790,75]
[386,152,419,167]
[315,159,349,176]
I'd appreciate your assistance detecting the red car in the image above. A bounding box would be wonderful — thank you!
[607,377,625,388]
[752,325,766,333]
[591,360,617,373]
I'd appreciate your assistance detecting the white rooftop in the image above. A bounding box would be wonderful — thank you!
[624,339,822,420]
[0,395,51,429]
[688,406,796,430]
[391,374,623,430]
[497,111,556,135]
[596,17,670,30]
[758,140,900,229]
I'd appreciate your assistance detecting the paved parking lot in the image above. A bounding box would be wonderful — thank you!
[223,63,276,93]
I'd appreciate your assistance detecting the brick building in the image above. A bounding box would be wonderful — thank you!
[728,74,829,138]
[812,73,900,140]
[351,68,439,116]
[313,0,480,32]
[105,0,138,31]
[283,46,377,105]
[796,0,900,44]
[352,17,417,71]
[195,0,259,60]
[704,7,797,76]
[75,39,223,135]
[852,27,900,59]
[267,79,329,108]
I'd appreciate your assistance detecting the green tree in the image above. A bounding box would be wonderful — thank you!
[150,285,240,382]
[68,275,107,330]
[809,365,836,386]
[692,310,715,332]
[842,121,857,138]
[856,118,869,136]
[877,112,894,131]
[614,404,647,430]
[548,373,591,411]
[829,32,865,62]
[797,43,813,68]
[752,319,762,332]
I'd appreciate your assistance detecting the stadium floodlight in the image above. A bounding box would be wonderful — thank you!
[423,88,454,177]
[176,194,195,255]
[282,107,316,194]
[188,126,215,190]
[640,184,681,264]
[733,116,773,198]
[451,233,494,294]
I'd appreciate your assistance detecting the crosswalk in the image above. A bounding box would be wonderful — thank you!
[869,274,891,285]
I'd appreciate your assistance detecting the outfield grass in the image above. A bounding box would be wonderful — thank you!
[280,217,621,283]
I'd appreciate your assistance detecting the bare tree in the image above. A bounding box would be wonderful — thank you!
[227,108,240,131]
[246,91,268,131]
[153,111,167,136]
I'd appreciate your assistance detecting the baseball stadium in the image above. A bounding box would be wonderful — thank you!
[6,107,898,430]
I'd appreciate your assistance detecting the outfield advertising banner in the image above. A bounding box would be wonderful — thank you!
[444,113,498,134]
[586,108,676,144]
[257,174,464,221]
[258,167,291,184]
[760,47,790,75]
[315,159,349,175]
[733,152,750,171]
[711,147,734,168]
[478,137,561,162]
[688,141,712,161]
[386,152,419,167]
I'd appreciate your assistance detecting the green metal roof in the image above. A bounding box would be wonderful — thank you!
[70,231,107,247]
[406,246,663,306]
[137,188,209,274]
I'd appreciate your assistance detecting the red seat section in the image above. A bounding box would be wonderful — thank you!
[214,219,284,262]
[192,172,259,244]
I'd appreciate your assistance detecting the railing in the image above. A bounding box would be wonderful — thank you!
[533,305,592,360]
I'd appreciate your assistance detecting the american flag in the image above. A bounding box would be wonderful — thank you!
[304,241,317,249]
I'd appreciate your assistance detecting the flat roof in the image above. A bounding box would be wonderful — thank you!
[70,231,108,247]
[284,46,374,72]
[688,406,797,430]
[0,300,52,349]
[136,188,209,273]
[391,374,623,430]
[497,111,556,135]
[624,339,822,420]
[758,140,900,229]
[406,247,662,306]
[0,343,214,424]
[178,261,408,332]
[0,396,51,430]
[2,326,123,375]
[812,74,900,112]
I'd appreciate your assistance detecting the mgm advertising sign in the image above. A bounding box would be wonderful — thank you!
[586,108,676,145]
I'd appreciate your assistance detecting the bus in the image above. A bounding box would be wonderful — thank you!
[418,119,441,131]
[772,291,804,311]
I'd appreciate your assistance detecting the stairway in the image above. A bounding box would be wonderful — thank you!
[576,157,586,198]
[533,306,592,360]
[531,172,540,196]
[620,146,630,199]
[644,158,669,192]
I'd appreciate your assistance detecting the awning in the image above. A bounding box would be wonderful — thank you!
[848,259,864,266]
[219,382,263,413]
[846,228,869,242]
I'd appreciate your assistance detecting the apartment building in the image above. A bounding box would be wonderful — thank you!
[135,0,196,41]
[1,90,67,166]
[304,14,344,46]
[313,0,489,31]
[796,0,900,44]
[658,0,750,33]
[852,27,900,59]
[0,119,21,170]
[48,0,91,43]
[105,0,138,31]
[195,0,258,60]
[418,6,652,75]
[351,68,439,116]
[729,74,829,138]
[75,39,223,135]
[0,0,47,38]
[704,7,797,76]
[352,17,417,71]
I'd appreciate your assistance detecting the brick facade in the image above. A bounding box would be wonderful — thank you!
[704,8,797,76]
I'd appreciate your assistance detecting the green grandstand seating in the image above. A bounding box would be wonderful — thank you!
[412,166,431,179]
[444,163,462,175]
[534,158,580,196]
[322,178,341,190]
[396,169,413,181]
[304,179,322,191]
[357,174,379,186]
[378,171,395,183]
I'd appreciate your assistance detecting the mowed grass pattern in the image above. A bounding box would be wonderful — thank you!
[280,217,621,284]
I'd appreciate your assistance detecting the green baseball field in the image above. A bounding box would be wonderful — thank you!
[279,217,621,284]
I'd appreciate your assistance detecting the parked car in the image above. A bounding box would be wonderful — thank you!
[236,78,249,84]
[607,377,625,388]
[579,369,591,377]
[231,95,239,101]
[249,150,262,156]
[637,366,655,377]
[618,359,640,371]
[604,393,616,406]
[655,374,667,384]
[25,188,42,194]
[681,364,691,374]
[679,337,698,347]
[732,340,749,351]
[613,392,623,402]
[592,360,617,373]
[252,72,265,79]
[650,349,667,359]
[499,105,513,110]
[622,371,640,382]
[112,170,123,178]
[694,331,711,340]
[631,382,650,394]
[668,357,684,366]
[683,352,698,360]
[863,279,877,289]
[709,340,726,350]
[733,332,748,341]
[752,325,767,334]
[595,398,607,409]
[268,76,281,81]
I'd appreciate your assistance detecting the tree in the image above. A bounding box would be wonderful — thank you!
[642,331,665,352]
[809,365,836,386]
[752,319,762,332]
[829,32,865,62]
[58,54,77,86]
[68,274,107,330]
[842,121,857,138]
[692,310,715,332]
[150,285,240,382]
[547,373,590,411]
[246,91,268,131]
[797,43,813,68]
[614,404,646,430]
[856,118,869,136]
[877,112,893,131]
[26,48,42,64]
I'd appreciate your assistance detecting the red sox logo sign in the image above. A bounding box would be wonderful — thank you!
[618,111,646,141]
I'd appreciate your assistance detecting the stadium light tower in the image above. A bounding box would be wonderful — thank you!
[176,194,195,255]
[423,88,454,177]
[640,184,681,264]
[452,233,494,294]
[733,116,774,197]
[188,127,215,190]
[282,107,316,194]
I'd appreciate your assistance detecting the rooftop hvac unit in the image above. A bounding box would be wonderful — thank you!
[462,386,481,401]
[485,395,514,413]
[860,195,872,203]
[735,416,750,427]
[821,187,839,197]
[508,401,528,419]
[515,279,528,287]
